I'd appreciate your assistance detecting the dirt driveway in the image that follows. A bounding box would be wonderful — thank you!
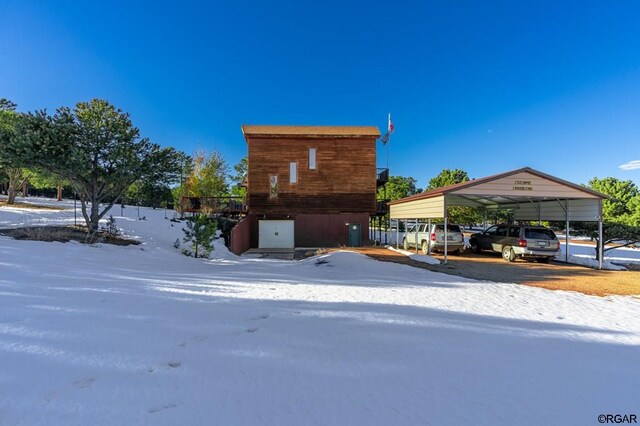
[351,247,640,297]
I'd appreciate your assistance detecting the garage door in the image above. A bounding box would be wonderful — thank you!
[258,220,295,249]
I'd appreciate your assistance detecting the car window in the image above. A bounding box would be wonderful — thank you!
[525,228,556,240]
[508,226,520,238]
[484,225,498,236]
[435,225,461,233]
[408,225,416,233]
[496,226,508,237]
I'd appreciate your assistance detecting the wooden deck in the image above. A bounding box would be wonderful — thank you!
[180,196,247,215]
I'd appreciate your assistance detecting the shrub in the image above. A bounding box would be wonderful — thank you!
[179,215,217,258]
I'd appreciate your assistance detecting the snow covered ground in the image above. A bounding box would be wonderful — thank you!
[387,246,441,265]
[1,198,640,425]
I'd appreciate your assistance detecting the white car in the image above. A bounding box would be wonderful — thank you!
[403,223,465,254]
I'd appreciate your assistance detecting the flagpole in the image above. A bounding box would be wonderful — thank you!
[386,113,391,169]
[385,113,391,246]
[386,139,389,170]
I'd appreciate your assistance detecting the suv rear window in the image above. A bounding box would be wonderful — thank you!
[525,228,556,240]
[435,225,462,233]
[508,226,520,238]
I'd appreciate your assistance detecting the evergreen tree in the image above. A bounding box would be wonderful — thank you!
[586,177,639,222]
[181,215,217,258]
[126,180,176,209]
[7,99,183,232]
[427,169,470,190]
[230,156,247,198]
[627,196,640,227]
[27,169,70,201]
[0,99,31,205]
[377,175,421,201]
[426,168,482,225]
[573,222,640,261]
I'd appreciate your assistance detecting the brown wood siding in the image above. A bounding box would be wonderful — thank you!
[230,213,258,255]
[248,193,374,214]
[295,213,370,247]
[247,136,377,214]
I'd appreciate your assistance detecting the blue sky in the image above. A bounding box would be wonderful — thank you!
[2,0,640,189]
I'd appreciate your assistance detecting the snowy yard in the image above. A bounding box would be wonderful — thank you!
[1,198,639,425]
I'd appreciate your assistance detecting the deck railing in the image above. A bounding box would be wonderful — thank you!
[375,199,390,215]
[180,196,247,214]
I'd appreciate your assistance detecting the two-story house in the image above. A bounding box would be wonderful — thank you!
[230,125,382,254]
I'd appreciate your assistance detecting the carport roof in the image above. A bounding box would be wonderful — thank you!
[388,167,608,268]
[389,167,608,205]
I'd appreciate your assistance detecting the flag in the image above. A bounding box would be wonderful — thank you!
[381,133,389,145]
[388,113,394,134]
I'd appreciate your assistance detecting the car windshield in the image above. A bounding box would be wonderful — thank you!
[525,228,556,240]
[435,225,462,233]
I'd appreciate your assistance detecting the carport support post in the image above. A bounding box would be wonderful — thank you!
[427,218,431,256]
[554,198,570,263]
[538,201,542,226]
[565,212,570,264]
[444,211,448,264]
[396,221,399,249]
[385,214,388,245]
[598,202,603,270]
[415,218,419,254]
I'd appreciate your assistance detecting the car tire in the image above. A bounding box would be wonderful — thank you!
[470,241,481,254]
[452,249,461,255]
[403,238,409,251]
[421,241,429,255]
[502,246,516,262]
[538,257,551,264]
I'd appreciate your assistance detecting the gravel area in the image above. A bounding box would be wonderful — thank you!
[352,247,640,297]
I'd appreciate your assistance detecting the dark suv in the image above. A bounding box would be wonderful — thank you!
[469,224,560,262]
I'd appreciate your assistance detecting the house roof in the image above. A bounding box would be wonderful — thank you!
[241,125,381,138]
[389,167,608,205]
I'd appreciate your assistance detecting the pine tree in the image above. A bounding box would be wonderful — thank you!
[0,99,31,205]
[230,156,247,198]
[181,215,217,258]
[7,99,183,232]
[426,169,483,225]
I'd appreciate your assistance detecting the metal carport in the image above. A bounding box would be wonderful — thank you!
[389,167,609,269]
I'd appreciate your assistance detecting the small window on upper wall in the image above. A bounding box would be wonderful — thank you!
[269,175,278,198]
[290,162,297,184]
[308,148,317,170]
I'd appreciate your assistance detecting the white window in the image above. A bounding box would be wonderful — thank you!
[289,162,297,184]
[309,148,317,170]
